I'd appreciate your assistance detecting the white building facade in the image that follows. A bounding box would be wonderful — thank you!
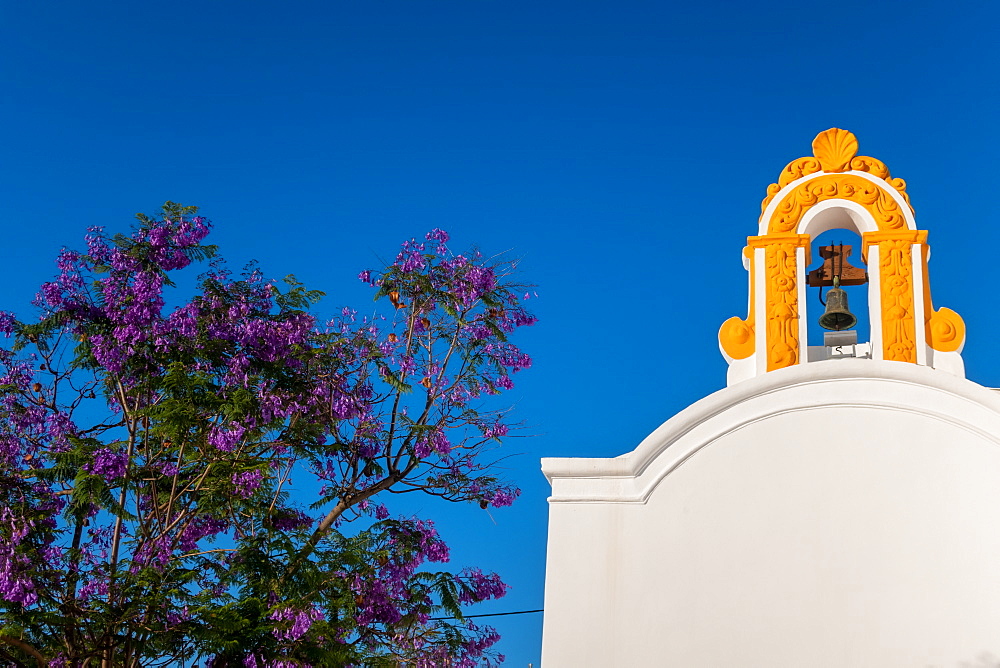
[540,130,1000,667]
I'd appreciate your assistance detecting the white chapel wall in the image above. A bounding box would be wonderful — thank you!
[541,361,1000,667]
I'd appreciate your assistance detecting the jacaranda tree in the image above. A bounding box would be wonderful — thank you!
[0,203,536,667]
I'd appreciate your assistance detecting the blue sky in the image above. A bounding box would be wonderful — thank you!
[5,1,1000,664]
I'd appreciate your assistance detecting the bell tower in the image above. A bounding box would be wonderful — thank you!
[541,130,1000,668]
[719,128,965,384]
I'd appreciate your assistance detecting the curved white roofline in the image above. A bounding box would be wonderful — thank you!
[542,360,1000,503]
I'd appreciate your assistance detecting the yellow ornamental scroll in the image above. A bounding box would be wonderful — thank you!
[719,246,755,360]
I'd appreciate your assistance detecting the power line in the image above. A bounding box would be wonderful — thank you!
[430,608,543,620]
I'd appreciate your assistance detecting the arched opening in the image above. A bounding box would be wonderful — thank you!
[804,228,870,353]
[798,203,874,360]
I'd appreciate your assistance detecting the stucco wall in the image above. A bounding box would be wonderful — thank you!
[541,360,1000,667]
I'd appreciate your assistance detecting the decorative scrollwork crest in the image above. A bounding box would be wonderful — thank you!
[760,129,912,214]
[767,174,908,235]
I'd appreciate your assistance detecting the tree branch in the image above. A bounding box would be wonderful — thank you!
[0,636,46,666]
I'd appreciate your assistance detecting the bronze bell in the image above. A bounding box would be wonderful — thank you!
[819,277,857,331]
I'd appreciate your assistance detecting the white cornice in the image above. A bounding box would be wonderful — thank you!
[542,360,1000,503]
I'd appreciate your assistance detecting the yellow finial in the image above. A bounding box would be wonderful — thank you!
[811,128,858,172]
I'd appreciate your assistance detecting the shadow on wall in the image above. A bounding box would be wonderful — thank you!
[932,653,1000,668]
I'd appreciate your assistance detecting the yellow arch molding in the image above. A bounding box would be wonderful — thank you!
[766,173,910,235]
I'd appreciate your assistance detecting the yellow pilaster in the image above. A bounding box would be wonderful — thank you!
[749,234,811,371]
[862,230,926,363]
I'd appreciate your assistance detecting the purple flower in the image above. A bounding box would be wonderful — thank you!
[414,429,451,458]
[425,229,449,243]
[481,422,509,439]
[232,469,264,498]
[158,461,179,476]
[175,515,227,554]
[270,604,323,642]
[457,568,509,604]
[207,425,245,452]
[130,537,172,572]
[77,575,110,601]
[0,311,14,336]
[85,448,127,479]
[0,508,38,606]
